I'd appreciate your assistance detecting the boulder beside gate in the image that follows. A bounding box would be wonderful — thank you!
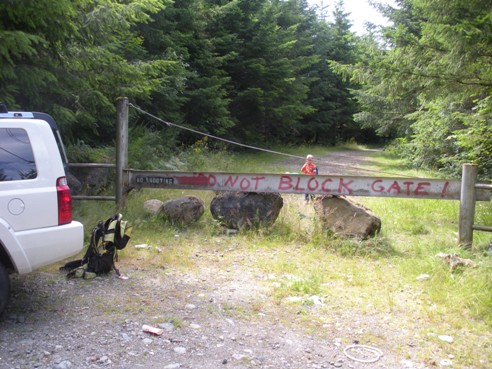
[313,195,381,239]
[144,196,205,225]
[210,192,283,229]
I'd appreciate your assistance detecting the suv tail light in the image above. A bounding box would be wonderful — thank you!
[56,177,73,225]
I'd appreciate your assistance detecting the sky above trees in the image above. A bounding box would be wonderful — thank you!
[307,0,396,34]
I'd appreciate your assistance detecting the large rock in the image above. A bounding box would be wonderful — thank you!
[210,192,283,229]
[313,195,381,239]
[161,196,205,225]
[143,199,164,215]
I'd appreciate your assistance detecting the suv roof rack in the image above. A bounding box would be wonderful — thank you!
[0,105,58,131]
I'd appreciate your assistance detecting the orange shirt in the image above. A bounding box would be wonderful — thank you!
[301,162,317,175]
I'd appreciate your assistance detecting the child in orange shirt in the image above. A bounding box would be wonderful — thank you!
[301,154,317,204]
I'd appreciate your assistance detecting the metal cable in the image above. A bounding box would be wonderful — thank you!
[128,103,412,177]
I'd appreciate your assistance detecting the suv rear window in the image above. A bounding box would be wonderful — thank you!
[0,128,37,181]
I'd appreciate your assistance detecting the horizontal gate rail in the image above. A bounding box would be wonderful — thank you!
[69,163,116,169]
[72,195,116,201]
[127,170,491,202]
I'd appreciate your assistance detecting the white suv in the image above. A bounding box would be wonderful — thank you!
[0,106,84,313]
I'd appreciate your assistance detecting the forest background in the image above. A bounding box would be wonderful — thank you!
[1,0,491,179]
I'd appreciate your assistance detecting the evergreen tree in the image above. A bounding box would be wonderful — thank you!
[332,0,492,177]
[0,0,76,108]
[0,0,169,146]
[303,0,359,145]
[208,0,316,145]
[137,0,230,147]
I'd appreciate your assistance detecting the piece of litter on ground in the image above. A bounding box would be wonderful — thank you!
[416,274,430,281]
[142,324,164,336]
[117,274,129,280]
[438,335,454,343]
[343,344,383,363]
[440,359,453,366]
[135,244,151,249]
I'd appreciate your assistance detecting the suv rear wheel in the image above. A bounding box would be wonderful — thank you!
[0,263,10,314]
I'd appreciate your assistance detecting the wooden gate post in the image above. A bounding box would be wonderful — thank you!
[116,97,129,211]
[458,163,478,247]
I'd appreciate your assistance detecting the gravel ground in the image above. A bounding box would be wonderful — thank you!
[1,251,430,369]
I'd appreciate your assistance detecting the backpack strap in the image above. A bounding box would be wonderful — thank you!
[86,220,106,259]
[113,262,121,277]
[103,213,132,250]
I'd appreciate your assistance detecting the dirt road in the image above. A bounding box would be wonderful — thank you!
[273,149,384,176]
[1,248,429,369]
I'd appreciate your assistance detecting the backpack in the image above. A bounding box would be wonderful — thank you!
[60,213,132,279]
